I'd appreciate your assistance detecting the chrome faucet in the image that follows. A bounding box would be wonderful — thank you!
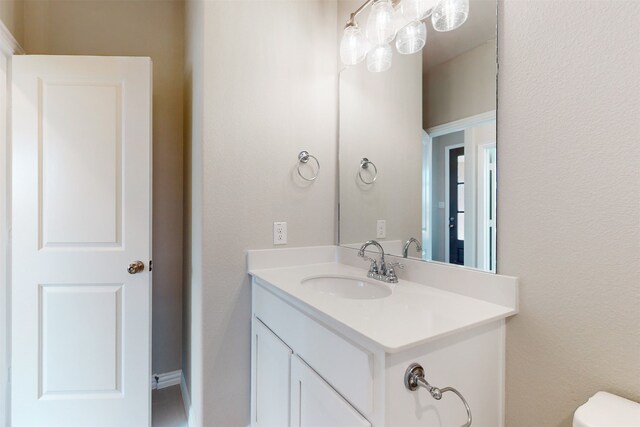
[358,240,402,283]
[403,237,423,258]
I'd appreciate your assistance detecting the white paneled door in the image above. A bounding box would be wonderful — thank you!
[11,56,152,426]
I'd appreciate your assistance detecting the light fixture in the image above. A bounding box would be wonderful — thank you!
[340,24,370,66]
[432,0,469,32]
[366,0,396,45]
[396,20,427,54]
[367,44,393,72]
[340,0,469,71]
[401,0,438,21]
[392,4,412,31]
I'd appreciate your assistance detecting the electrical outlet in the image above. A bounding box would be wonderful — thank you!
[273,222,287,245]
[376,220,386,239]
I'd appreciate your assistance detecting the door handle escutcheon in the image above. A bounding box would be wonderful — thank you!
[127,261,144,274]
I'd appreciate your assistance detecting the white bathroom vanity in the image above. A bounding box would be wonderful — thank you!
[248,246,517,427]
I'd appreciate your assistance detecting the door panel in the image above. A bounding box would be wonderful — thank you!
[41,82,122,248]
[12,55,152,427]
[254,319,292,427]
[290,355,370,427]
[41,284,122,396]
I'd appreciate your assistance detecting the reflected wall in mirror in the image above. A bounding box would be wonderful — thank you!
[338,0,497,272]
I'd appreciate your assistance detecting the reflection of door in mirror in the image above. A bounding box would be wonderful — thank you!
[424,118,496,271]
[449,147,465,265]
[479,144,497,272]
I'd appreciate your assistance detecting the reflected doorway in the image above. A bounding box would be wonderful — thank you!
[422,113,496,271]
[448,147,465,265]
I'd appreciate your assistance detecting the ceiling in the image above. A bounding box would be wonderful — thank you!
[422,0,497,71]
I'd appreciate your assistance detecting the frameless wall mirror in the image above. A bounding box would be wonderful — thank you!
[338,0,497,272]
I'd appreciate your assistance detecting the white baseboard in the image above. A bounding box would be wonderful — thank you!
[151,369,182,390]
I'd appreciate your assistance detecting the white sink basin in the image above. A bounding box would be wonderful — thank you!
[301,275,392,300]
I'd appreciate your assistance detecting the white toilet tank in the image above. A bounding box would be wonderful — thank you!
[573,391,640,427]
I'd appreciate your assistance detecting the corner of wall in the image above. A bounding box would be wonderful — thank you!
[183,0,205,426]
[0,0,24,51]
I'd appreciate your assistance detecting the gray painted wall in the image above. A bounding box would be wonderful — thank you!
[498,1,640,425]
[423,39,496,129]
[339,52,423,248]
[0,0,23,46]
[23,0,185,375]
[186,1,338,425]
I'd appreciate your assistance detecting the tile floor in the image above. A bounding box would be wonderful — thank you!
[152,385,188,427]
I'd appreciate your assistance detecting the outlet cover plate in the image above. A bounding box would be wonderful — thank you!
[274,222,287,245]
[377,220,386,239]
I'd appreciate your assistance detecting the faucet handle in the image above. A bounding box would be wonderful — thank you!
[361,255,379,274]
[385,262,404,283]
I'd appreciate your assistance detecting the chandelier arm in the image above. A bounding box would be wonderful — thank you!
[346,0,402,27]
[346,0,375,27]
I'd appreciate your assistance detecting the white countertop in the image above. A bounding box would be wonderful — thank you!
[249,261,517,353]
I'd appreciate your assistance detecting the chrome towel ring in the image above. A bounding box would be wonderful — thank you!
[297,151,320,182]
[359,158,378,184]
[404,363,472,427]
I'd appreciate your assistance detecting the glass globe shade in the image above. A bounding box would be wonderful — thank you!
[392,5,412,32]
[432,0,469,32]
[401,0,438,21]
[396,20,427,54]
[340,25,369,66]
[367,44,393,72]
[366,0,396,45]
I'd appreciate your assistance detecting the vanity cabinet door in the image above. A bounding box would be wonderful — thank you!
[253,319,293,427]
[290,355,371,427]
